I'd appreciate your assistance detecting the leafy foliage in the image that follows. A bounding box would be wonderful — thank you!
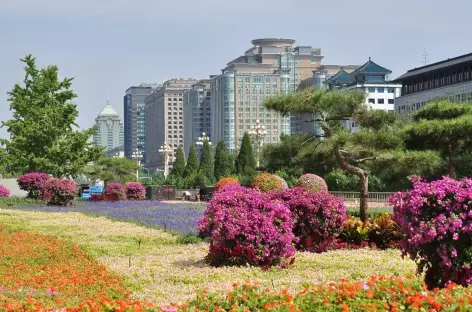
[43,178,78,206]
[214,177,240,192]
[235,133,256,175]
[85,156,138,184]
[251,173,283,193]
[199,141,215,183]
[214,141,234,180]
[0,185,10,197]
[184,145,199,177]
[297,173,328,192]
[103,183,126,201]
[17,172,51,199]
[125,182,146,200]
[171,147,186,178]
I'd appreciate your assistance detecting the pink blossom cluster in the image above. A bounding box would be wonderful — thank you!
[17,172,50,199]
[104,183,126,201]
[43,179,78,206]
[125,182,146,200]
[0,185,10,197]
[390,176,472,289]
[297,173,328,192]
[198,184,296,267]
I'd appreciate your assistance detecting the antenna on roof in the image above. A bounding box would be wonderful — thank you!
[422,49,429,66]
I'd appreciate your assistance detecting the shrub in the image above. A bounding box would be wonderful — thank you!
[198,185,296,267]
[368,213,402,249]
[44,179,78,206]
[251,173,283,193]
[297,173,328,192]
[390,176,472,289]
[0,185,10,197]
[103,183,126,201]
[274,175,289,189]
[275,187,346,252]
[125,182,146,200]
[214,177,240,192]
[17,172,50,199]
[339,216,371,246]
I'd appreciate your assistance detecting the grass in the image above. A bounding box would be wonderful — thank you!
[0,208,416,306]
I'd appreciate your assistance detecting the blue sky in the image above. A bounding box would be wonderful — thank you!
[1,0,471,139]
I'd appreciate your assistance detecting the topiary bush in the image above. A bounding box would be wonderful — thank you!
[125,182,146,200]
[214,177,240,192]
[297,173,328,192]
[198,184,296,267]
[44,179,78,206]
[390,176,472,289]
[275,187,346,252]
[103,183,126,201]
[274,175,289,190]
[0,185,10,197]
[17,172,50,199]
[251,173,283,193]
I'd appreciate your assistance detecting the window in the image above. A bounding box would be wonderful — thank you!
[388,88,394,93]
[388,99,394,104]
[378,99,385,104]
[368,98,375,104]
[368,87,375,93]
[377,87,385,93]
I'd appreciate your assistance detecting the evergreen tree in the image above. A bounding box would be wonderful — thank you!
[235,133,256,175]
[171,147,185,178]
[184,145,199,177]
[214,140,234,180]
[0,55,102,177]
[199,140,215,182]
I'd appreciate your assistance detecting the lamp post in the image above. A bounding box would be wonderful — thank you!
[131,148,142,181]
[196,132,211,148]
[158,142,172,178]
[249,119,267,167]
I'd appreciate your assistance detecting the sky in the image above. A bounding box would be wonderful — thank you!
[1,0,472,139]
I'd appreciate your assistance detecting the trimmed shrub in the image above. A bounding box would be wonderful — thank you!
[198,185,296,267]
[214,177,240,192]
[339,216,371,246]
[125,182,146,200]
[368,213,402,249]
[0,185,10,197]
[297,173,328,192]
[274,175,289,190]
[44,179,78,206]
[251,173,283,193]
[390,176,472,289]
[103,183,126,201]
[17,172,50,199]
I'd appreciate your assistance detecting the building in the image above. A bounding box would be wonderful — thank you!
[145,78,198,172]
[211,38,323,151]
[394,52,472,116]
[106,145,124,158]
[93,100,124,151]
[123,83,157,164]
[183,79,211,157]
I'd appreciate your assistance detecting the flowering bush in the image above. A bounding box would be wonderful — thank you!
[339,216,371,246]
[126,182,146,200]
[198,184,296,267]
[251,172,283,193]
[274,175,289,189]
[103,183,126,201]
[390,176,472,289]
[0,185,10,197]
[275,187,346,252]
[214,177,240,192]
[16,172,50,199]
[297,173,328,192]
[43,179,78,206]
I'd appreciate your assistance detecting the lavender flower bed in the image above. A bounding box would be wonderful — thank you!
[11,200,205,235]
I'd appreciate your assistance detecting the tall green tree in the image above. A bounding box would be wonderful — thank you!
[235,133,256,175]
[0,55,102,177]
[214,140,234,180]
[184,145,199,177]
[171,147,185,178]
[199,141,215,183]
[84,156,139,184]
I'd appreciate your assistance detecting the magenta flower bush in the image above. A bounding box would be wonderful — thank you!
[198,184,296,267]
[297,173,328,192]
[17,172,50,199]
[44,179,78,206]
[0,185,10,197]
[125,182,146,200]
[104,183,126,201]
[390,176,472,289]
[274,187,346,252]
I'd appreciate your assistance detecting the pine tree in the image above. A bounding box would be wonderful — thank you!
[235,133,256,175]
[171,147,185,178]
[214,141,234,180]
[184,145,199,177]
[199,140,215,183]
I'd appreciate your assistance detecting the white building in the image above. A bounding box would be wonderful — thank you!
[93,101,124,151]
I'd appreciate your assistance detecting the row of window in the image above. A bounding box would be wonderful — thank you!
[367,98,395,104]
[367,87,396,93]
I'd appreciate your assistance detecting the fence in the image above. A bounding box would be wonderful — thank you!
[329,191,393,204]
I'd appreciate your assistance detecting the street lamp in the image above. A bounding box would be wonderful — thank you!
[131,148,142,181]
[158,142,172,178]
[249,119,267,167]
[196,132,212,147]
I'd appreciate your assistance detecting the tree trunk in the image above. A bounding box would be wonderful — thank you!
[447,144,456,178]
[358,171,369,222]
[448,162,456,178]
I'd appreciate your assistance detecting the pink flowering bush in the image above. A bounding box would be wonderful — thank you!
[198,184,296,267]
[17,172,50,199]
[44,179,78,206]
[274,187,346,252]
[125,182,146,200]
[103,183,126,201]
[0,185,10,197]
[297,173,328,192]
[390,176,472,289]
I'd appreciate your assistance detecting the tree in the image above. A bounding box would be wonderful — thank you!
[235,133,256,175]
[214,140,234,180]
[199,140,215,183]
[184,145,199,177]
[265,88,440,221]
[171,147,185,178]
[84,156,139,185]
[0,55,102,177]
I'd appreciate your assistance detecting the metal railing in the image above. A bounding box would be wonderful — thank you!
[329,191,393,203]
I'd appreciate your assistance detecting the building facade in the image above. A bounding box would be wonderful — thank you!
[145,78,198,172]
[93,101,124,151]
[123,83,157,164]
[183,79,211,157]
[394,52,472,116]
[211,38,323,151]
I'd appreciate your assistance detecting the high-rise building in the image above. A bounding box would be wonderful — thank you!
[211,38,323,151]
[145,78,198,172]
[93,100,124,151]
[123,83,157,164]
[183,79,211,157]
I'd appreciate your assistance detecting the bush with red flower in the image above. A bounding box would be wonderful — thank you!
[198,184,296,267]
[17,172,50,199]
[390,176,472,289]
[125,182,146,200]
[43,178,78,206]
[103,183,126,201]
[0,185,10,197]
[214,177,240,192]
[297,173,328,192]
[251,172,283,193]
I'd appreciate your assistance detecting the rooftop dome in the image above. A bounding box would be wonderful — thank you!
[251,38,295,47]
[98,100,119,117]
